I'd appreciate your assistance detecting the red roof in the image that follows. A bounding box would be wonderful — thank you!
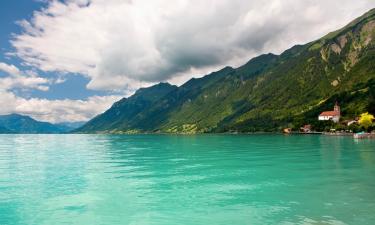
[319,111,339,116]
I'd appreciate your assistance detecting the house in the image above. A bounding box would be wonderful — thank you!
[300,124,312,133]
[346,120,358,126]
[318,102,341,123]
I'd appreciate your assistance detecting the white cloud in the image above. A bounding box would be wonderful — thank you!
[0,76,49,91]
[54,76,66,84]
[0,61,122,123]
[11,0,375,91]
[0,90,122,123]
[0,62,50,91]
[0,62,21,76]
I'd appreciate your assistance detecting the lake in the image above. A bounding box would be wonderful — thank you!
[0,134,374,225]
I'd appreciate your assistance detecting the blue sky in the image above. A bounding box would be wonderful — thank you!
[0,0,105,100]
[0,0,374,123]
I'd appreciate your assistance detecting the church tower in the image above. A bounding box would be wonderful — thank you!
[334,102,340,115]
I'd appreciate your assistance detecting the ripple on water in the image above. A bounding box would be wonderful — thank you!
[0,134,374,225]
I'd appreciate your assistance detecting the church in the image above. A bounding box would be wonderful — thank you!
[318,102,341,123]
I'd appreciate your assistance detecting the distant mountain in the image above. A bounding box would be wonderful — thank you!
[0,125,14,134]
[76,8,375,133]
[56,121,86,131]
[0,114,67,134]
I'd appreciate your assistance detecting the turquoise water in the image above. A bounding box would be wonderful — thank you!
[0,135,374,225]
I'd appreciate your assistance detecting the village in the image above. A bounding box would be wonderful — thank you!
[283,102,375,139]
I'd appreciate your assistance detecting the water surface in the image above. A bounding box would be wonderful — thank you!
[0,134,374,225]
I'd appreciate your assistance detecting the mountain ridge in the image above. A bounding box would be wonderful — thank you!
[76,8,375,133]
[0,114,72,134]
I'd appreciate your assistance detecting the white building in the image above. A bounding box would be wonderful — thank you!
[318,102,341,123]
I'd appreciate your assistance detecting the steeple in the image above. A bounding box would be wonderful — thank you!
[334,101,340,114]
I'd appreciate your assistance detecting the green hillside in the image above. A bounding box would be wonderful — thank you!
[78,83,178,133]
[76,9,375,133]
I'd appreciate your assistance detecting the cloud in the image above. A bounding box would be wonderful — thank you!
[0,62,21,76]
[10,0,375,91]
[0,90,122,123]
[0,62,50,91]
[0,76,49,91]
[0,62,122,123]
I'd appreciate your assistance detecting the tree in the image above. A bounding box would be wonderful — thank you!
[358,112,374,130]
[348,123,361,133]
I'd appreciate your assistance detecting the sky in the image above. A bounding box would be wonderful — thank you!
[0,0,374,123]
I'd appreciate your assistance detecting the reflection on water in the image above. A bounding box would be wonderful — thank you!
[0,134,374,225]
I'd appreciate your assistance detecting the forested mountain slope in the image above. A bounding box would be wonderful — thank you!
[77,9,375,133]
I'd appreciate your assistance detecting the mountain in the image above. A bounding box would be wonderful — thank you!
[56,122,86,132]
[76,9,375,133]
[77,83,178,133]
[0,114,67,134]
[0,125,14,134]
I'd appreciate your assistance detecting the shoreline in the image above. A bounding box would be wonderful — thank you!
[2,131,372,137]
